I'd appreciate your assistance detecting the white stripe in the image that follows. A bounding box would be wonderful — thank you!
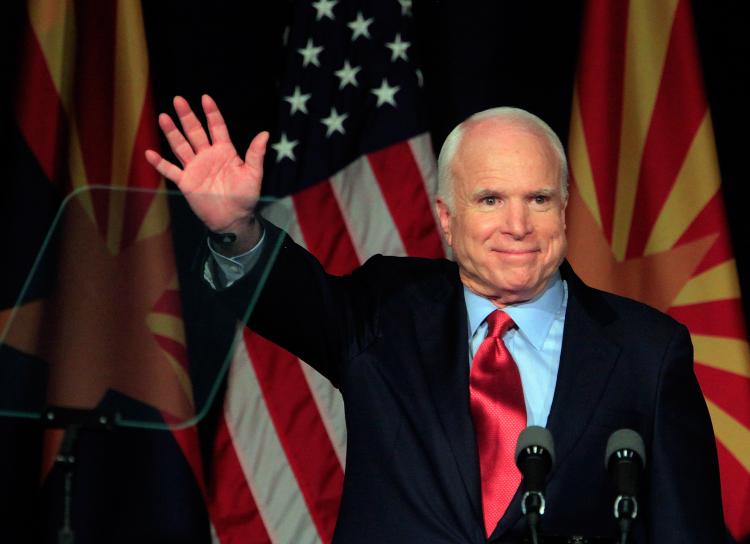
[224,328,321,544]
[330,156,408,260]
[263,195,307,248]
[264,198,348,468]
[300,360,347,467]
[408,133,450,257]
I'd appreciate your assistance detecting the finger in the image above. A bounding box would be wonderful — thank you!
[158,112,195,165]
[145,149,183,184]
[173,96,210,152]
[202,94,232,144]
[244,131,270,172]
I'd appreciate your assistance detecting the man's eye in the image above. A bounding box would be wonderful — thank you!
[533,195,550,204]
[482,196,497,205]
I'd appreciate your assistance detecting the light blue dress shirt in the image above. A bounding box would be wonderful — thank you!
[464,272,567,428]
[207,239,568,429]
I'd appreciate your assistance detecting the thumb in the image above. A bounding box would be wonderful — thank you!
[245,131,270,172]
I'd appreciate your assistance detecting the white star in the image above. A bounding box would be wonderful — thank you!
[271,133,298,162]
[321,107,349,137]
[312,0,337,21]
[415,68,424,87]
[397,0,413,16]
[385,33,410,62]
[347,12,373,41]
[371,78,400,107]
[297,38,324,67]
[283,86,311,115]
[334,60,361,89]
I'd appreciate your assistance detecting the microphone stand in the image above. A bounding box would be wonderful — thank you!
[614,495,638,544]
[522,490,545,544]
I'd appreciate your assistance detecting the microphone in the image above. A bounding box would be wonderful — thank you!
[515,426,556,544]
[605,429,646,544]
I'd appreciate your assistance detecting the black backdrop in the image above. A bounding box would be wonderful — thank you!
[1,1,749,542]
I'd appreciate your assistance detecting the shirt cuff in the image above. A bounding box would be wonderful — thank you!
[203,229,266,289]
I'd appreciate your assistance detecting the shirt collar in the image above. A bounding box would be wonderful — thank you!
[464,271,565,350]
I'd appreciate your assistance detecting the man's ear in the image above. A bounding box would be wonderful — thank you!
[435,198,453,247]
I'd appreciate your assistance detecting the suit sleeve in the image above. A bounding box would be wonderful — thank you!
[212,219,382,389]
[647,323,728,542]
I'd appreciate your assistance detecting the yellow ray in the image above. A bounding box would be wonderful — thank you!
[108,0,151,252]
[136,187,171,240]
[567,90,602,228]
[145,312,187,345]
[612,0,679,261]
[28,1,94,217]
[672,259,741,306]
[28,0,76,115]
[159,350,195,408]
[706,400,750,473]
[693,334,750,379]
[644,114,722,255]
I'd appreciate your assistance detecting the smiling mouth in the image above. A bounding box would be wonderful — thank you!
[494,248,540,255]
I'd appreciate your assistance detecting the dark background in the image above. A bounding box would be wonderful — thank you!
[1,1,748,542]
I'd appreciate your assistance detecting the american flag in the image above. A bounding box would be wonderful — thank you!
[206,1,446,542]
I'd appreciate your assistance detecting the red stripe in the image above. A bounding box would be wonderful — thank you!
[244,329,343,543]
[15,13,69,186]
[152,289,183,315]
[294,181,360,275]
[153,335,190,371]
[715,441,750,540]
[694,365,750,430]
[73,0,116,234]
[208,414,272,544]
[625,0,708,258]
[122,87,162,249]
[668,299,747,339]
[674,192,735,276]
[576,0,629,243]
[367,142,444,258]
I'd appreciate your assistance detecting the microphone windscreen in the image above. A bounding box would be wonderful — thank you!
[605,428,646,468]
[515,425,556,465]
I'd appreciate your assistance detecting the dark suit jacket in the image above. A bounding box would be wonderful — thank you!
[219,222,726,543]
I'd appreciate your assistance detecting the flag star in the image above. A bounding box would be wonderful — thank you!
[334,60,361,89]
[312,0,337,21]
[347,12,373,41]
[398,0,413,16]
[271,133,298,162]
[321,107,349,137]
[283,86,312,115]
[385,33,410,62]
[415,68,424,87]
[297,38,324,67]
[371,78,400,107]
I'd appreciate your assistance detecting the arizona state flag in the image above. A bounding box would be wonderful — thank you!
[567,0,750,539]
[3,1,210,540]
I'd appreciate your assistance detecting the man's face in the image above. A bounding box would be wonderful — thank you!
[436,120,568,307]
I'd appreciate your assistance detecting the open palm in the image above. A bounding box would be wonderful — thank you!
[145,95,268,234]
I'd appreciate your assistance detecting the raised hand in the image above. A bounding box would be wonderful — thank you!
[145,95,268,252]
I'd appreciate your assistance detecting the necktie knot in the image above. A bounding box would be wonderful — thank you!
[485,310,515,340]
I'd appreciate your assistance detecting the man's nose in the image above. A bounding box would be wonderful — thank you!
[501,201,532,239]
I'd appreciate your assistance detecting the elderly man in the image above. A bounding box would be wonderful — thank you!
[147,96,725,543]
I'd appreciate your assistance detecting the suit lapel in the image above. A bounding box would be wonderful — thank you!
[410,265,483,522]
[546,263,622,471]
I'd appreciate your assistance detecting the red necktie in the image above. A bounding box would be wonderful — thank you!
[470,310,527,537]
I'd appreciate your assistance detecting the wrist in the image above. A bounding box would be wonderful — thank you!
[210,216,262,256]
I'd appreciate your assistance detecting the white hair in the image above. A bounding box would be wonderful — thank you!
[436,107,569,210]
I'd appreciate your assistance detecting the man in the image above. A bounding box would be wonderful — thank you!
[146,96,726,542]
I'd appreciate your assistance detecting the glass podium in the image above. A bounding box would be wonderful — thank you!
[0,185,291,542]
